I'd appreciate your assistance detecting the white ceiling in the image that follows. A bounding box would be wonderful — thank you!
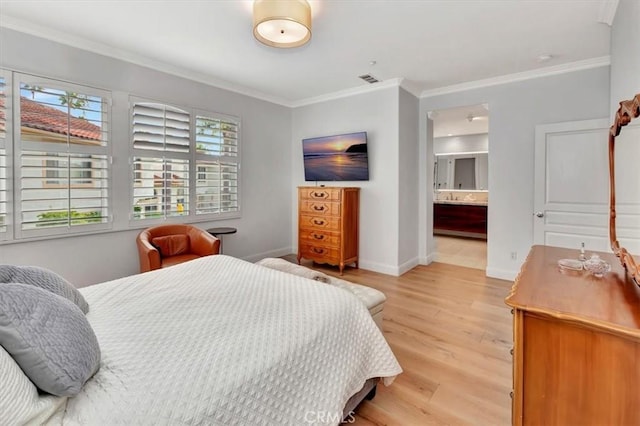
[0,0,612,106]
[431,104,489,138]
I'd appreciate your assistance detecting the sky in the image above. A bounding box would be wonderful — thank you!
[302,131,366,154]
[20,84,103,127]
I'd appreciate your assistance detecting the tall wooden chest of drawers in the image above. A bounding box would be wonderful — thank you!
[505,245,640,426]
[297,186,360,274]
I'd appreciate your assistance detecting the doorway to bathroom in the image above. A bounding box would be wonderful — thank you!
[430,104,489,270]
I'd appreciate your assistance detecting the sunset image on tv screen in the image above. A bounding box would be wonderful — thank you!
[302,132,369,181]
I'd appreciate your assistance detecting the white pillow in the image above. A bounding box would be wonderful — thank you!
[0,345,67,425]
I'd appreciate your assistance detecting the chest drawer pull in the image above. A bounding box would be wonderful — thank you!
[312,191,329,199]
[313,205,325,211]
[313,233,325,240]
[313,219,326,226]
[312,247,326,254]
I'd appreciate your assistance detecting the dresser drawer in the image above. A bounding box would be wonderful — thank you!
[300,201,341,216]
[300,215,341,231]
[299,244,340,262]
[299,229,341,248]
[299,187,342,201]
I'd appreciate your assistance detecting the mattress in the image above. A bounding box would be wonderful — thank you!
[56,255,401,425]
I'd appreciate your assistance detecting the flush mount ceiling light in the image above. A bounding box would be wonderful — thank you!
[253,0,312,48]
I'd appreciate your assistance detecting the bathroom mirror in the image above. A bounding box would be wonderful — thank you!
[609,93,639,286]
[434,152,488,190]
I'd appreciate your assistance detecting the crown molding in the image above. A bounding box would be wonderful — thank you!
[598,0,619,26]
[398,79,423,98]
[290,78,403,108]
[1,15,614,109]
[0,17,293,107]
[420,56,611,98]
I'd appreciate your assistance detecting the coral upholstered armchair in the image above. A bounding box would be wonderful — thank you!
[136,225,220,273]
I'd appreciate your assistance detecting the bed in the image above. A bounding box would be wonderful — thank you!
[1,255,402,425]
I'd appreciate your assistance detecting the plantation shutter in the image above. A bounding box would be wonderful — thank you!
[0,74,8,238]
[132,103,190,152]
[132,101,190,219]
[195,115,239,214]
[16,76,110,237]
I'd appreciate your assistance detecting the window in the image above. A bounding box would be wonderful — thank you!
[195,115,239,215]
[131,102,190,219]
[45,156,93,186]
[0,73,8,238]
[131,99,240,222]
[16,75,110,236]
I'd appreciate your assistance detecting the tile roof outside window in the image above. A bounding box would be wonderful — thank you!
[21,97,102,141]
[0,96,102,141]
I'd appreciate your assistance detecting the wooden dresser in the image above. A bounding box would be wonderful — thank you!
[297,186,359,274]
[505,245,640,426]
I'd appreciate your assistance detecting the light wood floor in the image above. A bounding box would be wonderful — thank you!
[287,256,513,426]
[433,235,487,271]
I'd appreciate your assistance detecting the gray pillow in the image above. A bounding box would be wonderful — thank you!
[0,265,89,314]
[0,283,101,396]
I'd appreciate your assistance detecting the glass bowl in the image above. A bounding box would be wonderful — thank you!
[583,254,611,278]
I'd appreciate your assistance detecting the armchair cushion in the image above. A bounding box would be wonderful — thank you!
[151,235,190,258]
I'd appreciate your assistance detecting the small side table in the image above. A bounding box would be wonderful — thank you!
[206,227,237,254]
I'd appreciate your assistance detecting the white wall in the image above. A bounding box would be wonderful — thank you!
[434,133,488,154]
[420,66,611,280]
[0,28,293,286]
[291,87,402,274]
[610,0,640,116]
[397,88,420,272]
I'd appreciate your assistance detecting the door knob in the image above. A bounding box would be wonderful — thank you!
[535,212,544,218]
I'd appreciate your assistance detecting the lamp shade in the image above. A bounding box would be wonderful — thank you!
[253,0,312,48]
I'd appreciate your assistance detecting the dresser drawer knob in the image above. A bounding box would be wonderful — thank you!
[312,233,325,240]
[312,247,326,254]
[510,348,514,356]
[313,205,325,211]
[313,219,325,226]
[312,191,328,199]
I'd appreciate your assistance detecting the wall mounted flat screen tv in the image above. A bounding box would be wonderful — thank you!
[302,131,369,181]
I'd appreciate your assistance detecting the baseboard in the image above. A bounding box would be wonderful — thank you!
[258,251,418,277]
[486,266,518,281]
[398,257,420,275]
[242,247,293,263]
[358,260,401,277]
[421,254,434,265]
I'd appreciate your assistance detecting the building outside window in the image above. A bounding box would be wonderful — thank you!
[14,75,110,237]
[131,99,239,221]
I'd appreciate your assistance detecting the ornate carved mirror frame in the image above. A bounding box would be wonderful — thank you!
[609,93,640,285]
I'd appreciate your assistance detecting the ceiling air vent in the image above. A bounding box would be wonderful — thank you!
[359,74,380,84]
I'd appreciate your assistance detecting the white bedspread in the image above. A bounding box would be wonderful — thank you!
[60,255,401,425]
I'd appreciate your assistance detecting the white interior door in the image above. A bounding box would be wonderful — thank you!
[534,119,615,252]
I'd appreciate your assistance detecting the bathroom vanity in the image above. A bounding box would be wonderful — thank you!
[433,196,487,239]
